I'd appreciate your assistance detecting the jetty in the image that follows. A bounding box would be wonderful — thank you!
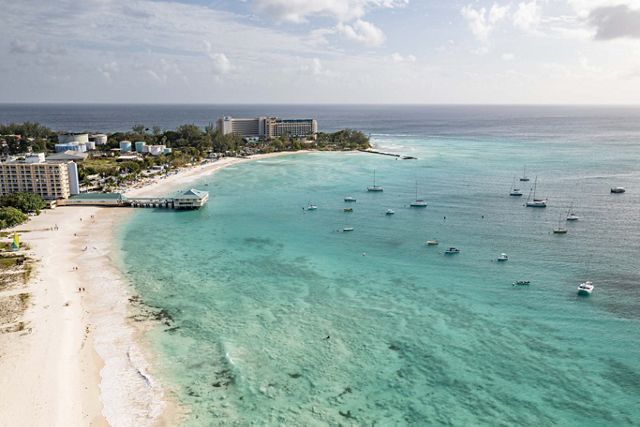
[58,189,209,210]
[358,149,417,160]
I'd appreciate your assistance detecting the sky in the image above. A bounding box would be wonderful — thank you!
[1,0,639,104]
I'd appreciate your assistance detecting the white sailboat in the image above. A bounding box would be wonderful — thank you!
[410,181,427,207]
[525,176,547,207]
[367,170,383,192]
[510,177,523,196]
[519,166,530,182]
[566,203,579,221]
[553,213,567,234]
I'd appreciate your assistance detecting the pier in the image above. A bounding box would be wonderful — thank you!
[59,189,209,210]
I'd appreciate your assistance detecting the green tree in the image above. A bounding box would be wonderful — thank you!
[0,207,28,229]
[0,192,46,214]
[131,124,146,134]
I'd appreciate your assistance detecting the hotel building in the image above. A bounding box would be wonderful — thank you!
[216,116,317,140]
[0,153,80,200]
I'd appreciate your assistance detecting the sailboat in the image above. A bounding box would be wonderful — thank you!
[525,176,547,207]
[509,177,523,196]
[367,169,383,192]
[553,213,567,234]
[519,166,530,182]
[566,203,579,221]
[410,181,427,207]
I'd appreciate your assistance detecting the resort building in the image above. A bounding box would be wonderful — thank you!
[173,189,209,209]
[0,153,80,200]
[135,141,146,153]
[216,116,317,140]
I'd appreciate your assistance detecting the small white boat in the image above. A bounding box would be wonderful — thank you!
[306,204,318,210]
[519,166,530,182]
[577,281,594,296]
[344,196,356,202]
[367,170,383,192]
[426,240,439,246]
[343,227,354,232]
[497,253,508,262]
[444,247,460,255]
[385,209,395,215]
[611,187,626,194]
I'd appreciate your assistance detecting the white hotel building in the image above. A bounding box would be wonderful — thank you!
[0,153,80,200]
[216,116,318,140]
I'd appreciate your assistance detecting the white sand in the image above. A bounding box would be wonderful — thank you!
[0,152,307,426]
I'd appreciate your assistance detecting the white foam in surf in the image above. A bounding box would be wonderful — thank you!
[81,222,166,426]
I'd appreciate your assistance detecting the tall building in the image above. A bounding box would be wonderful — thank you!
[0,153,80,200]
[216,116,317,140]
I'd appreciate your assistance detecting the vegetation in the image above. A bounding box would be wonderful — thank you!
[0,192,46,214]
[0,207,28,229]
[2,121,371,192]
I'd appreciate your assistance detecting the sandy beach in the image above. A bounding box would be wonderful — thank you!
[0,152,305,426]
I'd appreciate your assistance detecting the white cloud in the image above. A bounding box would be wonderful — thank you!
[336,19,386,46]
[210,53,232,75]
[513,1,541,32]
[461,3,510,43]
[588,4,640,40]
[98,61,119,81]
[390,52,417,63]
[252,0,408,23]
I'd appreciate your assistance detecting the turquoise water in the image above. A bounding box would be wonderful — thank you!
[121,122,640,425]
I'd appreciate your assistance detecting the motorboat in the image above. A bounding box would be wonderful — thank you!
[513,280,530,286]
[343,227,354,232]
[497,253,508,262]
[344,196,356,202]
[385,209,395,215]
[426,240,439,246]
[344,207,353,212]
[566,213,579,221]
[367,170,383,192]
[306,204,318,211]
[611,187,626,194]
[577,281,594,296]
[444,247,460,255]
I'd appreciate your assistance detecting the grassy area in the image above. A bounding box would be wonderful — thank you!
[81,158,119,175]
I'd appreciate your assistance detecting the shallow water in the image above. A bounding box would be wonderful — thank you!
[119,108,640,425]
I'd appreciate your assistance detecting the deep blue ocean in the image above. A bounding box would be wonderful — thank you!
[3,105,640,425]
